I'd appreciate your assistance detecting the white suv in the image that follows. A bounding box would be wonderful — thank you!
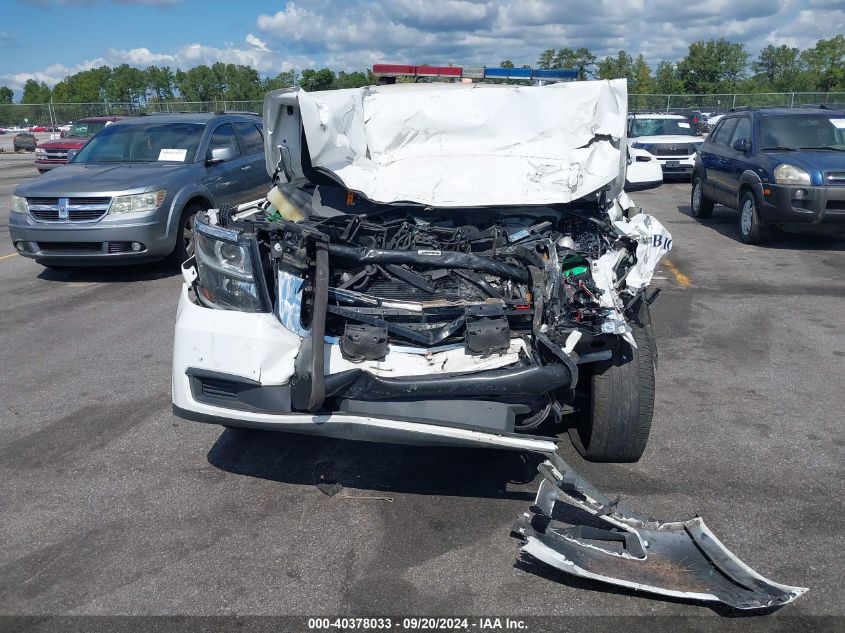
[628,113,704,178]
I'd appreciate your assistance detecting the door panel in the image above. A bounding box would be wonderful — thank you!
[707,118,739,206]
[233,121,272,201]
[202,123,249,206]
[722,117,752,200]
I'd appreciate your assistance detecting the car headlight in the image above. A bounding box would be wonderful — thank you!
[10,195,28,214]
[110,190,166,214]
[35,148,46,156]
[774,164,811,186]
[193,220,266,312]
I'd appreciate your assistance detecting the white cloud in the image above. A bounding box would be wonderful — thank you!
[246,34,270,53]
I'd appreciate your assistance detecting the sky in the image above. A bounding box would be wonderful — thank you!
[1,0,844,95]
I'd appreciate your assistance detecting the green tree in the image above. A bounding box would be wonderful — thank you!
[299,68,336,91]
[264,70,299,92]
[175,65,221,101]
[597,50,633,81]
[0,86,13,103]
[146,65,176,101]
[335,71,370,89]
[751,45,806,92]
[676,39,749,93]
[499,59,515,68]
[21,79,51,104]
[800,35,845,92]
[106,64,147,104]
[537,49,556,69]
[653,60,683,94]
[631,54,652,94]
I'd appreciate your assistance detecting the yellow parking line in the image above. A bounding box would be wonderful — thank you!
[663,258,691,288]
[0,252,18,260]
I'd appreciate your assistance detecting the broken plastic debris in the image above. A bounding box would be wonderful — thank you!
[512,453,808,610]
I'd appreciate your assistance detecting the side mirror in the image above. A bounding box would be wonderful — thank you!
[207,146,235,164]
[66,149,78,163]
[732,138,749,152]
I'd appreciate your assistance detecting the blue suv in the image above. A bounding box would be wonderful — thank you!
[691,107,845,243]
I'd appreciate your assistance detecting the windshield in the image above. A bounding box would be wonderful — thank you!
[759,115,845,150]
[630,118,698,137]
[73,121,205,164]
[65,120,109,139]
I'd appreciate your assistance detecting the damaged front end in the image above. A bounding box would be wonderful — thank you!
[185,181,669,460]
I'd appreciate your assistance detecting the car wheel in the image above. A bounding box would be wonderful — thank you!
[169,203,205,265]
[738,190,767,245]
[690,175,714,218]
[568,319,655,463]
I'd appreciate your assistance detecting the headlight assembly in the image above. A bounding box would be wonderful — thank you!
[10,195,28,214]
[774,164,811,186]
[193,220,267,312]
[110,190,166,214]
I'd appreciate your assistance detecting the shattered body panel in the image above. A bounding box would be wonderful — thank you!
[513,454,808,609]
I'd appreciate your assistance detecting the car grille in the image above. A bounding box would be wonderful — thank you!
[826,172,845,185]
[27,197,111,222]
[825,200,845,210]
[36,242,103,253]
[647,143,696,157]
[42,150,68,160]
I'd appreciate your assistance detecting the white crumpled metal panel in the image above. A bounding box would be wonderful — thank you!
[290,79,628,207]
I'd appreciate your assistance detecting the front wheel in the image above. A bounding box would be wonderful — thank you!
[169,203,205,266]
[569,319,655,463]
[738,190,767,245]
[690,175,714,218]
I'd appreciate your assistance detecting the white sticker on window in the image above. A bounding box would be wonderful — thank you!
[677,121,691,128]
[158,148,188,161]
[829,118,845,129]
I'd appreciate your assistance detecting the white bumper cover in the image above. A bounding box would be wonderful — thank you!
[172,285,558,452]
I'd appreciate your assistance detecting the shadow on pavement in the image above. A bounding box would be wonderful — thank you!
[677,204,845,250]
[207,428,543,501]
[36,261,179,283]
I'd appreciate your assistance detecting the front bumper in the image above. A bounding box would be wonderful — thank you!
[654,155,695,175]
[34,159,66,171]
[8,210,175,264]
[759,183,845,225]
[171,284,559,452]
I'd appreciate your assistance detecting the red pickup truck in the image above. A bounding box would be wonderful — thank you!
[34,116,124,173]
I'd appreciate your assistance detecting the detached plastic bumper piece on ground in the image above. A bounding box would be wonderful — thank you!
[512,453,808,610]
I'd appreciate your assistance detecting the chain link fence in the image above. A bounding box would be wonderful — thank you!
[0,100,263,127]
[2,93,844,127]
[629,92,845,113]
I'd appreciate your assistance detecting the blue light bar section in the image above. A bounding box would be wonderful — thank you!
[484,67,532,79]
[533,69,579,80]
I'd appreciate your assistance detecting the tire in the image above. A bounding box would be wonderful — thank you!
[569,320,655,463]
[738,190,767,245]
[169,202,205,266]
[690,175,714,218]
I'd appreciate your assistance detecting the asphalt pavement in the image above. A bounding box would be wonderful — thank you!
[1,147,843,626]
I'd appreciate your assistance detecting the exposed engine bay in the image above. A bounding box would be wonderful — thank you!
[197,183,671,438]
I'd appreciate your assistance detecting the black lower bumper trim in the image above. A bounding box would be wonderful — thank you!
[323,364,572,401]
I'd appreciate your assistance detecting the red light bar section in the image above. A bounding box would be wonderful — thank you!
[372,64,416,76]
[414,65,462,77]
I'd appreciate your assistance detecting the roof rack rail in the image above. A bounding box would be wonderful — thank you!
[217,110,261,116]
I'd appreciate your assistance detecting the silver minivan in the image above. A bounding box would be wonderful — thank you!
[9,112,272,267]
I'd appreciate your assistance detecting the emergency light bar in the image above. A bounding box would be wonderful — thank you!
[372,64,578,82]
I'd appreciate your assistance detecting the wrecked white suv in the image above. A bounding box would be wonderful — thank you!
[172,79,672,462]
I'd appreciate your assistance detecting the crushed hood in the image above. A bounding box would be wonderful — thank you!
[264,79,629,207]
